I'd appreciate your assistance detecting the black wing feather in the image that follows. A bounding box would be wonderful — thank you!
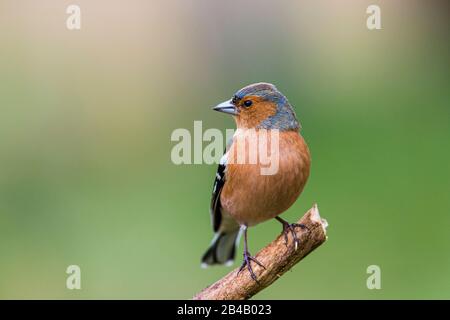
[210,161,226,232]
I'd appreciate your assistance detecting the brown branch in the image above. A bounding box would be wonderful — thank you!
[193,204,328,300]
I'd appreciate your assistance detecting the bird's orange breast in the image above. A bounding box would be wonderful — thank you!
[220,130,311,226]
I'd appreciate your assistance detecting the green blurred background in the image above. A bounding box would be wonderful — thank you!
[0,0,449,299]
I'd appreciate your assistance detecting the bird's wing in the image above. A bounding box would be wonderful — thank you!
[210,133,239,233]
[210,151,227,232]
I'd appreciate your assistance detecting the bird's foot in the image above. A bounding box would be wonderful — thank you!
[277,218,309,251]
[237,251,265,282]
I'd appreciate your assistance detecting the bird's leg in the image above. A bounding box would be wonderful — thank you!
[275,216,309,250]
[237,225,265,282]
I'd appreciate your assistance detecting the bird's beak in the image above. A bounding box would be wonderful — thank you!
[212,100,238,115]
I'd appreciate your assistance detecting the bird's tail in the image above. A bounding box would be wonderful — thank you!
[201,229,242,267]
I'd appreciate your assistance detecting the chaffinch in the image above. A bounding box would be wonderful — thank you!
[201,83,311,280]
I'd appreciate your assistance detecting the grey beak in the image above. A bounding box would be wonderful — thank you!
[212,99,238,115]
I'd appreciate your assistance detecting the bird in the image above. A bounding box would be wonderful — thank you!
[201,82,311,281]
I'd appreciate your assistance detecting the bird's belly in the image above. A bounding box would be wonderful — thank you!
[221,131,310,226]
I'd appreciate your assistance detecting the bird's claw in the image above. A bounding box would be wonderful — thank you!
[280,221,309,250]
[237,251,265,283]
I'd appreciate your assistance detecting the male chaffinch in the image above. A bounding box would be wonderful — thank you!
[201,83,311,280]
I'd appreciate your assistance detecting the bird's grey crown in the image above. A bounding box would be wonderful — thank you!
[235,83,279,100]
[235,82,300,131]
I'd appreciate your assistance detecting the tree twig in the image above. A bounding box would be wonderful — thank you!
[193,204,328,300]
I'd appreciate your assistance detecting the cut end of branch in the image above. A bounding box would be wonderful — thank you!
[310,203,328,234]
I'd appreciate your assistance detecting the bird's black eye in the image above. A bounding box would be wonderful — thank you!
[243,100,252,107]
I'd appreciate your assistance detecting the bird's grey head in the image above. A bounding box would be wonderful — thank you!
[213,83,300,130]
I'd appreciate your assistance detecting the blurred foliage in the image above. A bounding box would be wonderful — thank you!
[0,0,449,299]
